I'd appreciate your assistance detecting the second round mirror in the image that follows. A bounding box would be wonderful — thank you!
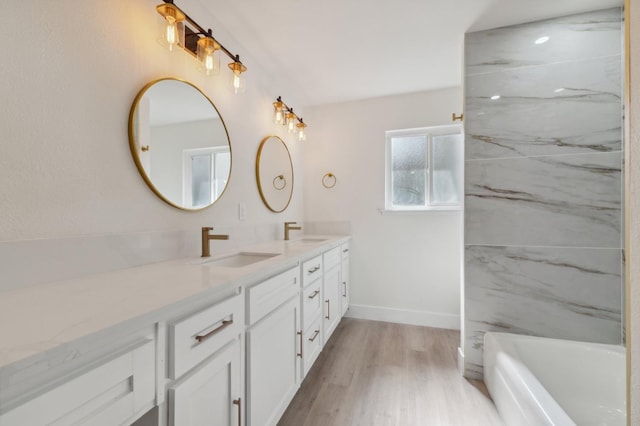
[256,136,294,213]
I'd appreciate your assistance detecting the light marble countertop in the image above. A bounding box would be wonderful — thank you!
[0,235,349,370]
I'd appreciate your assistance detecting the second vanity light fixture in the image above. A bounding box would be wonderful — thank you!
[156,0,247,93]
[273,96,308,141]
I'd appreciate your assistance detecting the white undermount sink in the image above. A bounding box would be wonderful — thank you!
[290,237,328,244]
[199,252,281,267]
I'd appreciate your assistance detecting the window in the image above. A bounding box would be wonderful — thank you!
[385,125,463,211]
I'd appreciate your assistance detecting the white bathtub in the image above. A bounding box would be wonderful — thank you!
[483,332,625,426]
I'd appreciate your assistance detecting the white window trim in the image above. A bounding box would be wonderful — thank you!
[384,124,462,212]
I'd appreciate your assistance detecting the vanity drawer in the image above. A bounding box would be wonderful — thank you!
[0,339,155,426]
[341,242,350,260]
[323,246,341,271]
[169,293,243,379]
[247,266,299,325]
[303,317,322,377]
[302,280,322,329]
[302,255,323,286]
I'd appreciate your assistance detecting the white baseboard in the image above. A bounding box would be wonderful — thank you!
[344,304,460,330]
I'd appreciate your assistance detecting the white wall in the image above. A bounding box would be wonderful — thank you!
[0,0,305,289]
[304,88,463,329]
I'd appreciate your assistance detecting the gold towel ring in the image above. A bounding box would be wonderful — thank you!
[273,174,286,190]
[322,173,337,189]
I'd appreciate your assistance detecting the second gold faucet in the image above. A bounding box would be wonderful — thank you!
[284,221,302,241]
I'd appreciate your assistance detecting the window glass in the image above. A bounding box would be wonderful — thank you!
[391,135,427,207]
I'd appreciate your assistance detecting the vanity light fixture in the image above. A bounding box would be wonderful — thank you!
[228,55,247,94]
[197,30,220,76]
[273,97,286,124]
[272,96,309,141]
[156,2,185,51]
[156,0,247,92]
[296,119,307,141]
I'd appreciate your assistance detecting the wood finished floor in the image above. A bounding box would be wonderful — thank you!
[278,318,503,426]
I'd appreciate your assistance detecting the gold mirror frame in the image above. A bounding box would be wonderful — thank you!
[256,135,294,213]
[128,77,232,211]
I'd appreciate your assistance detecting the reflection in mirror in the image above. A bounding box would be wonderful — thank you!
[129,78,231,210]
[256,136,293,213]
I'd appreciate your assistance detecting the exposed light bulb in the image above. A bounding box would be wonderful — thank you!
[288,119,295,133]
[233,73,241,93]
[204,53,215,73]
[275,109,283,124]
[165,19,178,50]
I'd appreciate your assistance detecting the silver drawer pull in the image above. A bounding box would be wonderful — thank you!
[343,248,349,253]
[308,290,320,299]
[195,319,233,343]
[325,300,330,320]
[308,265,320,274]
[342,281,347,297]
[309,329,320,342]
[297,331,303,358]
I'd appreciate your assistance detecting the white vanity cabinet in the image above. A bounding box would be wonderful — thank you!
[322,247,342,343]
[245,267,301,426]
[340,242,350,316]
[0,339,156,426]
[167,291,244,426]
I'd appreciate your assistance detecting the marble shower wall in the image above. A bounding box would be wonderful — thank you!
[463,8,623,379]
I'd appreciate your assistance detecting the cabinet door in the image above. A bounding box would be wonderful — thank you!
[341,257,350,316]
[169,339,242,426]
[247,296,301,426]
[323,266,341,343]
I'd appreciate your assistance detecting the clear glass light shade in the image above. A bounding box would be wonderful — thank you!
[286,112,296,133]
[296,122,307,141]
[197,37,220,76]
[228,61,247,94]
[273,100,285,124]
[156,4,185,51]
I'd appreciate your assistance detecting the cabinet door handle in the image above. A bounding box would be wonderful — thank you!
[297,330,303,358]
[194,319,233,343]
[309,329,320,342]
[233,398,242,426]
[343,248,349,253]
[308,265,320,274]
[308,290,320,299]
[325,300,330,320]
[342,281,347,297]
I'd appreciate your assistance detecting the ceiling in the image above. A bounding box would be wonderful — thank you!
[198,0,622,107]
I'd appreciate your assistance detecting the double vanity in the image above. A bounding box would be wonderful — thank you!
[0,234,351,425]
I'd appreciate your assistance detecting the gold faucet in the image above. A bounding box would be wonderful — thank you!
[284,221,302,241]
[201,227,229,257]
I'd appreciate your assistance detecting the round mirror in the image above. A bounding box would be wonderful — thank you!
[128,78,232,210]
[256,136,294,213]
